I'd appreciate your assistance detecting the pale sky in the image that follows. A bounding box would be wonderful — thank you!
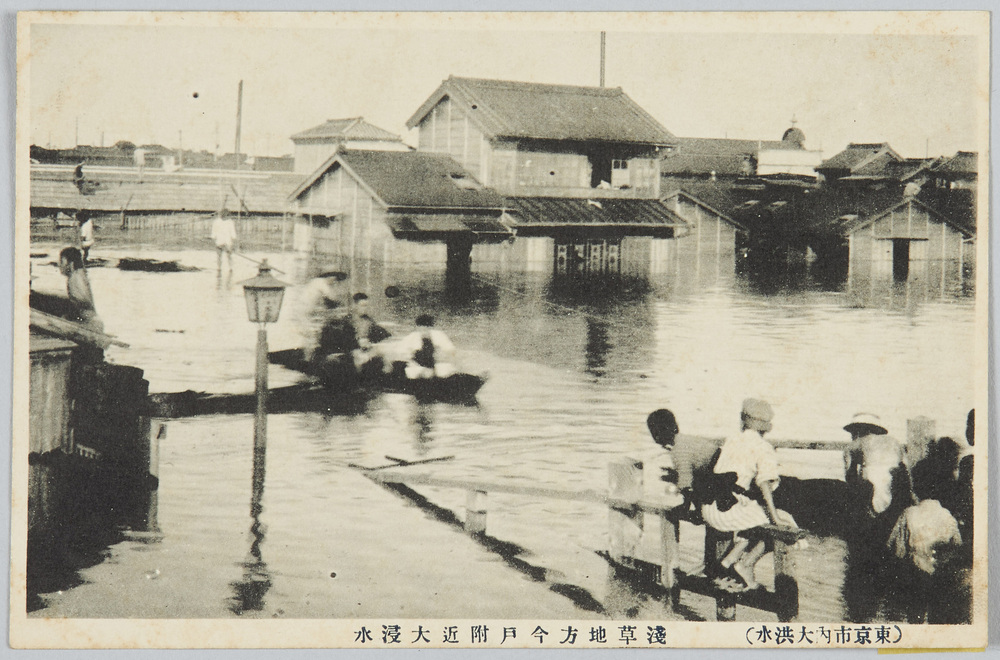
[27,18,985,161]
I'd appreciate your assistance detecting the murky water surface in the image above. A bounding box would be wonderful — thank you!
[27,242,975,620]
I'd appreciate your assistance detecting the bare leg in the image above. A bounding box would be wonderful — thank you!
[720,536,750,569]
[732,540,766,589]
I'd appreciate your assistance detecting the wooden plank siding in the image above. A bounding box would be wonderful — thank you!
[848,201,966,282]
[29,337,75,456]
[415,97,661,198]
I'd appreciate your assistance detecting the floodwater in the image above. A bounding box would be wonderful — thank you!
[26,240,977,621]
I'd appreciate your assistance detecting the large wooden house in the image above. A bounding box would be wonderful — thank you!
[405,76,687,277]
[289,148,511,292]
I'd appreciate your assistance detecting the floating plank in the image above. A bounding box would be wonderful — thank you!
[29,308,129,349]
[365,469,687,514]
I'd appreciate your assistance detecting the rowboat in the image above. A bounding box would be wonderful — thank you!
[269,348,487,403]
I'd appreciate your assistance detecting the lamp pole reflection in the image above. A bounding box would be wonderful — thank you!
[230,260,287,615]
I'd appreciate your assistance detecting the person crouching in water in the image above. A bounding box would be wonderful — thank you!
[700,398,798,590]
[399,314,457,379]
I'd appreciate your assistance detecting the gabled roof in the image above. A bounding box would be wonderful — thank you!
[406,76,675,146]
[661,186,746,232]
[290,148,506,210]
[840,197,974,238]
[291,117,403,143]
[817,143,903,173]
[933,151,978,177]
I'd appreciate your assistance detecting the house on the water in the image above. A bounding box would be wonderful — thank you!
[288,148,511,293]
[660,185,746,285]
[403,76,689,277]
[290,117,409,174]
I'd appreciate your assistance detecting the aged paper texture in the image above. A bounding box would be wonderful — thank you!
[11,10,990,649]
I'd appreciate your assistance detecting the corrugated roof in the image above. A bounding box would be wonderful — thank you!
[933,151,978,177]
[818,143,902,172]
[292,149,506,210]
[30,166,300,214]
[291,117,403,143]
[504,197,688,234]
[406,76,675,146]
[385,213,512,243]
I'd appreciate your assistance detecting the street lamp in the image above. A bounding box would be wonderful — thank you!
[240,259,288,451]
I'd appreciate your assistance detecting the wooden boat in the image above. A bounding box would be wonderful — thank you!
[269,348,487,402]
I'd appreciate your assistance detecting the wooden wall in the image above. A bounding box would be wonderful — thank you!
[29,337,75,456]
[417,96,489,183]
[848,203,967,282]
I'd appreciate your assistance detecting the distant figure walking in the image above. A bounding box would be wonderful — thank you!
[698,398,798,591]
[58,246,103,332]
[210,211,237,273]
[399,314,457,379]
[78,212,95,263]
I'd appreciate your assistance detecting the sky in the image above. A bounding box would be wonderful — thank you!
[25,15,986,161]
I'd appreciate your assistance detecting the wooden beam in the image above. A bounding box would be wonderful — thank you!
[30,309,129,349]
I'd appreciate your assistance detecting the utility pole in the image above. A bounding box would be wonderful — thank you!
[235,80,244,171]
[600,32,606,88]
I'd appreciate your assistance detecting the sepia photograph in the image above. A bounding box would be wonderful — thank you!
[11,10,990,649]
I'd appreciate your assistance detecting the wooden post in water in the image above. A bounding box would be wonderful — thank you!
[659,509,680,599]
[607,459,642,563]
[906,416,936,466]
[465,489,487,535]
[772,537,799,622]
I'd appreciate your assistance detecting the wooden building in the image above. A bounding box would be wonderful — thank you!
[840,197,973,284]
[404,76,692,278]
[290,117,410,174]
[661,187,745,283]
[289,148,511,291]
[815,143,904,185]
[406,76,673,198]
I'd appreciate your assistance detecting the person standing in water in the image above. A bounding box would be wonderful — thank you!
[210,210,237,273]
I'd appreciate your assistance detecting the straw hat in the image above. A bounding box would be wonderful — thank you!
[742,398,774,433]
[844,412,888,436]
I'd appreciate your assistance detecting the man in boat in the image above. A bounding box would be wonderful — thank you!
[347,292,391,375]
[297,270,349,363]
[58,246,104,333]
[398,314,457,379]
[210,209,237,273]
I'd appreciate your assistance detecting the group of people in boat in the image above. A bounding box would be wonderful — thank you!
[299,270,458,383]
[639,400,973,623]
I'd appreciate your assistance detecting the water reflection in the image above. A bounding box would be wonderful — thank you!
[229,443,272,615]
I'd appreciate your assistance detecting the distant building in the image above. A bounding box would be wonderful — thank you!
[930,151,977,190]
[660,123,822,186]
[661,186,746,284]
[290,117,409,174]
[814,142,903,184]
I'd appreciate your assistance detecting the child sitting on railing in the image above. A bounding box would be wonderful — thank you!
[698,398,798,591]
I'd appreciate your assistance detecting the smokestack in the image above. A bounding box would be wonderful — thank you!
[600,32,606,87]
[235,80,244,171]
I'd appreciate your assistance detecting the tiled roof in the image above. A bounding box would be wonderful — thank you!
[406,76,675,146]
[817,143,902,173]
[504,196,688,235]
[30,166,300,214]
[292,149,506,210]
[385,213,512,243]
[661,184,745,231]
[291,117,403,143]
[933,151,978,177]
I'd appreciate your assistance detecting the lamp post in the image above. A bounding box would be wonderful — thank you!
[240,259,288,451]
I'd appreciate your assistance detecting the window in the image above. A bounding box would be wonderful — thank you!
[612,159,629,170]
